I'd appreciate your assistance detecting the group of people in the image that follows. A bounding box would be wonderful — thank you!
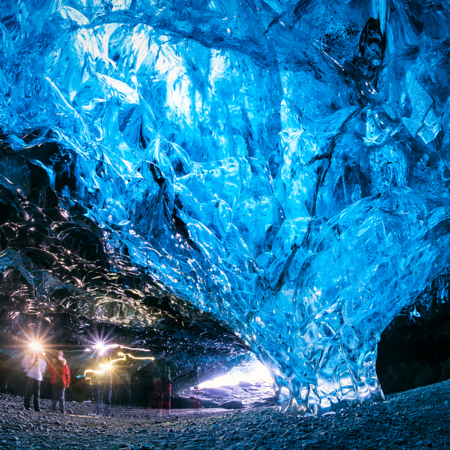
[21,346,70,413]
[20,346,174,416]
[21,345,114,416]
[87,352,174,416]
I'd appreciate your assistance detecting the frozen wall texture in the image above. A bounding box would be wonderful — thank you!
[1,0,450,414]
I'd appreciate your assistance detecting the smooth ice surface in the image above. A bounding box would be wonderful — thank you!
[2,0,450,414]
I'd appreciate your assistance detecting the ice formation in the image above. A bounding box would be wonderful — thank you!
[1,0,450,414]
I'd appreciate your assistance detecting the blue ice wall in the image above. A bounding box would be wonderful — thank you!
[1,0,450,414]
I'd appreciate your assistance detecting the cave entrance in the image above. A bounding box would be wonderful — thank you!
[376,301,450,395]
[178,358,276,410]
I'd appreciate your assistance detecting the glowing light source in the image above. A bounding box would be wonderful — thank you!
[83,352,155,379]
[87,341,155,355]
[117,352,155,361]
[29,341,44,353]
[94,341,105,351]
[84,353,126,379]
[87,341,120,355]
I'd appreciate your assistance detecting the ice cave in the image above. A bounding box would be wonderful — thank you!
[2,0,450,435]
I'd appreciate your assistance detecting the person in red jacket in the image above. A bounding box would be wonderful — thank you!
[48,351,70,413]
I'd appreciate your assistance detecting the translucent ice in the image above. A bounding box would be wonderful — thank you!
[2,0,450,414]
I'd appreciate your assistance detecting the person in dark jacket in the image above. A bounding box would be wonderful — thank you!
[48,351,70,413]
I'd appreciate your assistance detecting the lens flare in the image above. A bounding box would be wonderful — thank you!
[84,353,125,379]
[94,342,105,351]
[117,352,155,361]
[83,352,154,379]
[29,341,44,353]
[86,341,154,355]
[118,346,153,353]
[93,342,119,355]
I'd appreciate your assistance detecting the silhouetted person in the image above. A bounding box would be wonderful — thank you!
[112,362,132,407]
[90,355,112,417]
[140,366,154,409]
[152,353,172,411]
[48,351,70,413]
[22,347,47,412]
[118,372,132,407]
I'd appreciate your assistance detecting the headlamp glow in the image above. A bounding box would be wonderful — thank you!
[29,341,43,353]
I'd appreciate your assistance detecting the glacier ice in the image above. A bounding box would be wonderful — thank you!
[2,0,450,414]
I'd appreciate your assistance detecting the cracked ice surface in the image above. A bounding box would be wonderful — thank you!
[2,0,450,414]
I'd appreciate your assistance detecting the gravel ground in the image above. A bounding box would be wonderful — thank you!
[0,380,449,449]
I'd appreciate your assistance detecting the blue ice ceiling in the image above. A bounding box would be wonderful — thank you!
[1,0,450,414]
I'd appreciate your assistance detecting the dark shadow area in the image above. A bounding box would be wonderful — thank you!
[377,299,450,394]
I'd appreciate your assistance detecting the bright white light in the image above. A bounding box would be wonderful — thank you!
[199,360,272,389]
[99,361,113,372]
[92,341,119,355]
[94,341,107,355]
[29,341,43,353]
[94,341,105,351]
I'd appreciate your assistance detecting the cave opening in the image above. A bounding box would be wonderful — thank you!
[376,299,450,395]
[183,357,276,410]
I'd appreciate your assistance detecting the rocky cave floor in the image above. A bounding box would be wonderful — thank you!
[1,380,450,450]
